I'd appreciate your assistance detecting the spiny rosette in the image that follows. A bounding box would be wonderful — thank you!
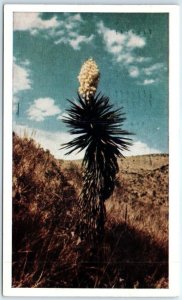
[78,58,100,101]
[61,93,132,158]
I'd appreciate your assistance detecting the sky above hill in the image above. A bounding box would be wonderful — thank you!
[13,12,169,159]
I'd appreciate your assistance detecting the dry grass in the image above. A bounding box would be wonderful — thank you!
[12,133,168,288]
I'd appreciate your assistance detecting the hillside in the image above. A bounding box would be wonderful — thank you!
[13,133,79,287]
[12,133,168,288]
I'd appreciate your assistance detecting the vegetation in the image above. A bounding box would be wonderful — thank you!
[12,133,168,288]
[62,59,131,240]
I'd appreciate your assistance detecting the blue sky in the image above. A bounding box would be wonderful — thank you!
[13,12,168,159]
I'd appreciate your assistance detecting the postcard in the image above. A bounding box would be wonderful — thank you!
[3,4,180,297]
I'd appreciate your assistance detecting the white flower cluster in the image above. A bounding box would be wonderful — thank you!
[78,58,100,101]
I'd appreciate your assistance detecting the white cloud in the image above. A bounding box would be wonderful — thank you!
[127,31,146,48]
[69,34,94,50]
[27,98,61,122]
[97,21,125,56]
[97,22,126,52]
[123,140,161,156]
[116,53,134,64]
[13,124,84,160]
[143,63,164,76]
[97,21,145,66]
[139,78,158,85]
[13,12,92,50]
[143,79,156,85]
[136,63,165,85]
[128,66,140,78]
[65,13,83,29]
[13,59,32,111]
[53,14,93,50]
[13,61,31,94]
[14,12,59,32]
[55,33,93,50]
[16,12,93,50]
[69,13,82,22]
[21,59,30,66]
[54,36,66,45]
[136,56,151,63]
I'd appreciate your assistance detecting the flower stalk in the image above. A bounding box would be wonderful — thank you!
[78,58,100,101]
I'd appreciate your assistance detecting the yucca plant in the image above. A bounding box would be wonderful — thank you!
[62,59,132,241]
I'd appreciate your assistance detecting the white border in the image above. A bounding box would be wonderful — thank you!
[3,4,180,297]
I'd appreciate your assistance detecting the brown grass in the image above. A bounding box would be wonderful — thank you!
[12,133,168,288]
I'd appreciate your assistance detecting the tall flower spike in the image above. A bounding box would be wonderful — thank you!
[62,59,132,241]
[78,58,100,101]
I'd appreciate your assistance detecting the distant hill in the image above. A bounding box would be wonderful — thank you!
[61,153,168,172]
[119,154,168,173]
